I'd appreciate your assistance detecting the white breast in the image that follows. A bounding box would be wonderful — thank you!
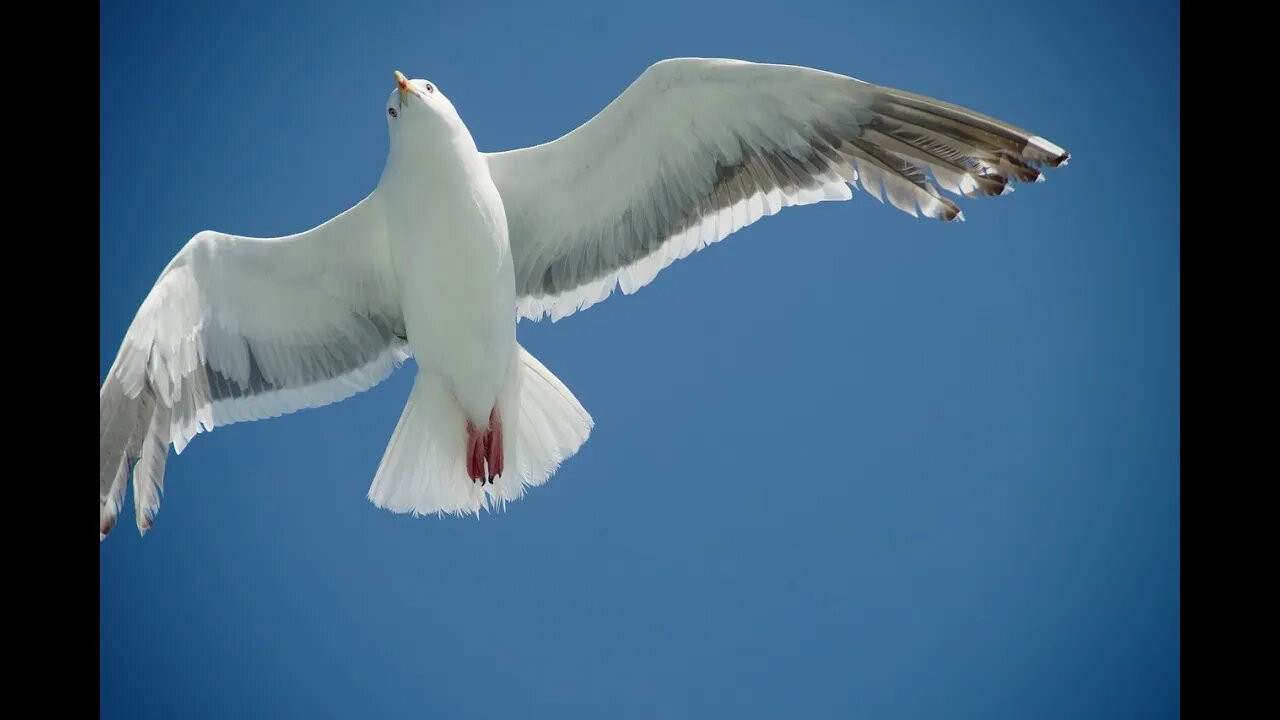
[379,147,517,426]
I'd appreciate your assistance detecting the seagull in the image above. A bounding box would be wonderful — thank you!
[100,58,1069,539]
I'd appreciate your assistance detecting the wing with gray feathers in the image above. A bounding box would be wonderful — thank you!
[485,58,1069,322]
[100,195,408,539]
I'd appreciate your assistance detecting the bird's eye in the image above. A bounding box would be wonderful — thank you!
[388,107,398,118]
[424,83,434,94]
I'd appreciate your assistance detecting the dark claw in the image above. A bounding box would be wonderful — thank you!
[486,474,494,485]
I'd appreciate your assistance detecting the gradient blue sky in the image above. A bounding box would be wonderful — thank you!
[100,1,1179,717]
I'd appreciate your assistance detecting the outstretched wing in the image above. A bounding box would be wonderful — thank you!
[100,194,408,538]
[486,58,1069,322]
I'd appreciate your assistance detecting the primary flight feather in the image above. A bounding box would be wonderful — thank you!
[100,58,1069,539]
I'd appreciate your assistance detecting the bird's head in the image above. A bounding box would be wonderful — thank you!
[385,70,464,146]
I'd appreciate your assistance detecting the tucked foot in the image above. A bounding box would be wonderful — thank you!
[465,407,505,485]
[466,420,486,483]
[486,407,504,482]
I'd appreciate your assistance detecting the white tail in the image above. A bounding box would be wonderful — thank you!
[368,345,593,516]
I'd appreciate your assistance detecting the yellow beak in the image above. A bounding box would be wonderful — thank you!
[395,70,413,103]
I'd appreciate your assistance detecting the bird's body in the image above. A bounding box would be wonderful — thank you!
[380,107,515,430]
[100,58,1069,539]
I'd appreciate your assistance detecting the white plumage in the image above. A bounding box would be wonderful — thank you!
[100,58,1069,539]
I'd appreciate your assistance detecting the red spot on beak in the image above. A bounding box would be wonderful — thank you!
[394,70,414,104]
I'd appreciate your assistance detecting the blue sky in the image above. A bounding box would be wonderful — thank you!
[100,1,1179,717]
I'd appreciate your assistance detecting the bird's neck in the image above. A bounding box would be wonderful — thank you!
[381,128,486,186]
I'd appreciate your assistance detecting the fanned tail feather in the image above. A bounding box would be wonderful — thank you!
[367,345,593,517]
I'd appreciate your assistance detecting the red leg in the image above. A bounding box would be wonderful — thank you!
[486,407,504,482]
[465,420,486,482]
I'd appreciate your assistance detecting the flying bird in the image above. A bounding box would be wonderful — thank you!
[100,58,1069,539]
